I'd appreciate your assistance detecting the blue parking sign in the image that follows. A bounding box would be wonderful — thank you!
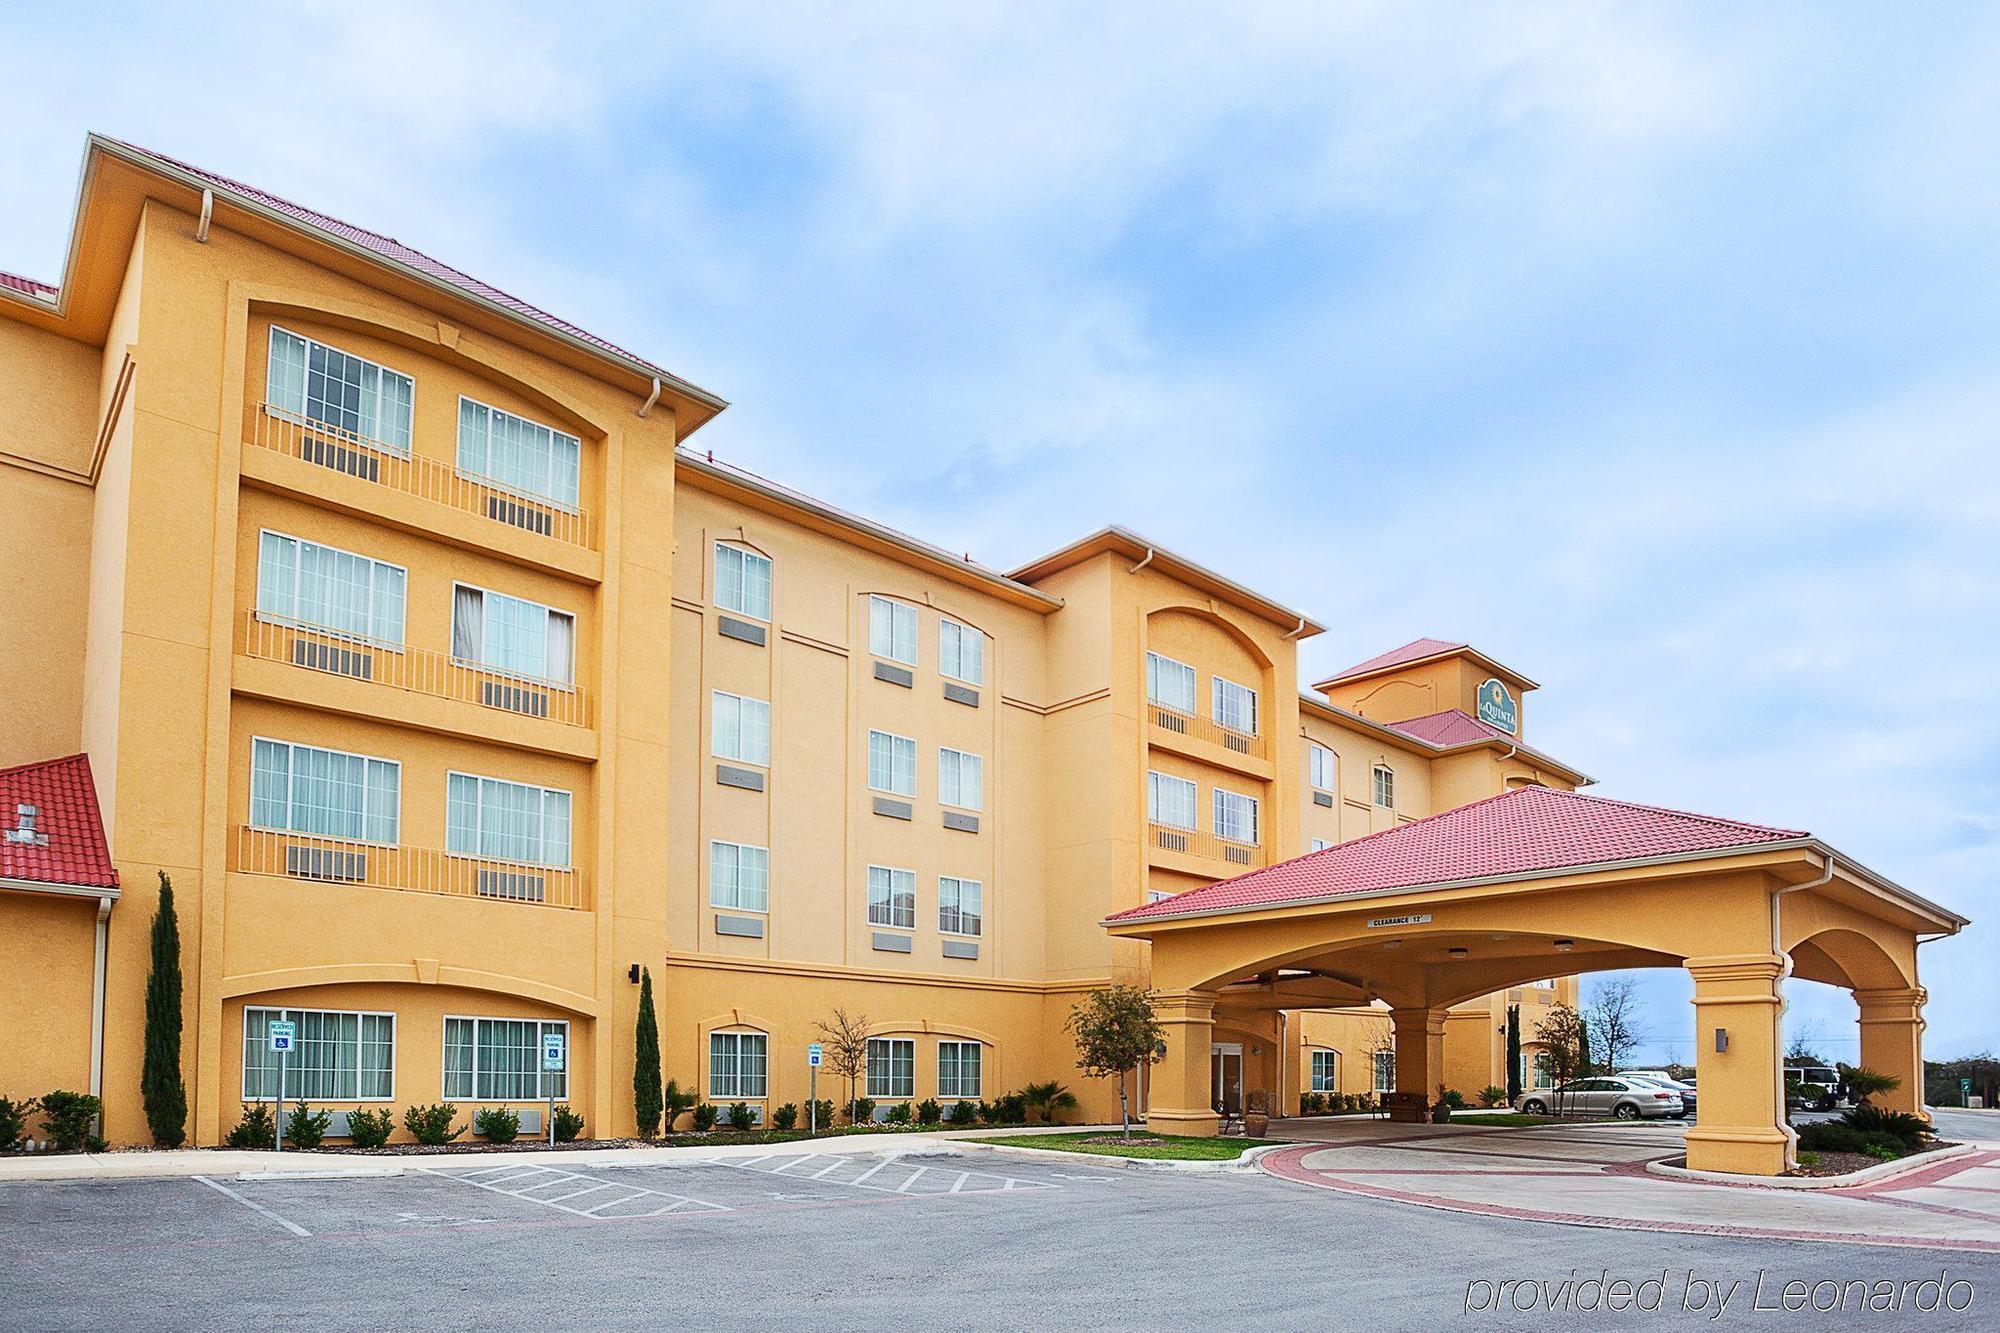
[268,1020,296,1053]
[808,1042,823,1067]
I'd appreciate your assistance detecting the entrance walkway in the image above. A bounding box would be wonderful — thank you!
[1260,1112,2000,1252]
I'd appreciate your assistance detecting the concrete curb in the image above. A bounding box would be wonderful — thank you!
[950,1138,1288,1173]
[1645,1142,1974,1190]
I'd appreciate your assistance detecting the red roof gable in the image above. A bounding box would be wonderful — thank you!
[1325,637,1465,683]
[1109,786,1804,923]
[1384,708,1515,747]
[0,754,118,891]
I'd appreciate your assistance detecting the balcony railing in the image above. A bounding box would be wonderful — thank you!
[1147,702,1266,759]
[249,406,598,551]
[233,826,589,910]
[239,614,595,729]
[1148,821,1261,868]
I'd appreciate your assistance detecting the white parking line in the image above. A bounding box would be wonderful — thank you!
[193,1175,311,1238]
[425,1165,729,1220]
[700,1153,1058,1198]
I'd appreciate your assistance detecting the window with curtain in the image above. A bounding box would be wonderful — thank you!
[456,397,581,509]
[867,730,916,796]
[709,840,770,912]
[250,739,400,844]
[714,543,772,620]
[709,1031,768,1099]
[869,595,917,664]
[1311,1050,1339,1092]
[937,1041,982,1098]
[711,691,771,766]
[1373,765,1396,809]
[866,1037,915,1099]
[243,1006,394,1100]
[937,748,983,810]
[452,585,575,685]
[1213,788,1259,844]
[1213,676,1258,734]
[938,619,984,684]
[446,773,572,866]
[1308,744,1336,792]
[939,877,982,936]
[256,531,406,645]
[1145,652,1197,713]
[867,865,916,929]
[443,1017,568,1100]
[1147,771,1197,829]
[266,327,414,452]
[1374,1051,1396,1094]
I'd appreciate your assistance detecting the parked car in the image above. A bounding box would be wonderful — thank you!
[1519,1076,1684,1120]
[1785,1065,1841,1111]
[1619,1072,1696,1119]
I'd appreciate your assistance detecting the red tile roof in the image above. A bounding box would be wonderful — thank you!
[0,270,58,299]
[1383,708,1514,747]
[1109,786,1805,923]
[0,754,118,891]
[1324,637,1467,683]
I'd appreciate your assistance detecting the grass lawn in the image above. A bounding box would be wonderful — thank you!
[963,1131,1278,1160]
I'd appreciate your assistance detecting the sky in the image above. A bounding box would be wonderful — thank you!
[4,2,1996,1066]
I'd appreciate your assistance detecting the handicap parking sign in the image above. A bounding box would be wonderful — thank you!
[808,1042,823,1067]
[268,1020,296,1053]
[542,1031,567,1072]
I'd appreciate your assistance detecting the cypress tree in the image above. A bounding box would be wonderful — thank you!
[1504,1004,1521,1105]
[141,870,188,1147]
[633,967,662,1138]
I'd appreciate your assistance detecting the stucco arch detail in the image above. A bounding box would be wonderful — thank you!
[1145,602,1274,673]
[220,962,598,1017]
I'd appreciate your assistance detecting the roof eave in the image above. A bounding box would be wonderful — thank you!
[0,876,121,902]
[1010,525,1324,636]
[1297,693,1593,784]
[1315,644,1540,693]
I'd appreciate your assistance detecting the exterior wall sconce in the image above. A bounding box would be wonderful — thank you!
[628,964,641,983]
[1714,1028,1729,1053]
[1447,947,1470,958]
[1552,939,1574,952]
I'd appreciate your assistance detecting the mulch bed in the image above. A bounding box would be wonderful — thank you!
[1786,1141,1956,1179]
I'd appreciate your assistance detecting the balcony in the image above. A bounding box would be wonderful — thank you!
[248,405,598,553]
[1148,702,1266,762]
[240,614,595,730]
[233,826,589,910]
[1148,821,1261,869]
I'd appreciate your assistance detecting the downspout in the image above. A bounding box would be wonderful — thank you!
[1770,851,1837,1166]
[636,376,663,418]
[195,188,213,243]
[1283,616,1308,640]
[90,895,113,1101]
[1127,547,1155,575]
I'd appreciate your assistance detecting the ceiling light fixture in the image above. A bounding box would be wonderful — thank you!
[1553,939,1574,953]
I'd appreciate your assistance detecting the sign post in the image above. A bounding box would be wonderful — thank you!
[1963,1077,1974,1108]
[267,1020,296,1155]
[542,1029,567,1147]
[807,1042,823,1135]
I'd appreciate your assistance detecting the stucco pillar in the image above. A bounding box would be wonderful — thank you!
[1855,986,1927,1119]
[1686,955,1790,1176]
[1146,989,1220,1137]
[1390,1006,1447,1120]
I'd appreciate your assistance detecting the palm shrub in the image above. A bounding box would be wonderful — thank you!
[227,1102,277,1150]
[1443,1089,1467,1110]
[141,872,188,1148]
[727,1101,754,1131]
[553,1105,586,1142]
[662,1079,697,1135]
[1478,1085,1508,1108]
[915,1098,942,1125]
[0,1096,33,1152]
[771,1103,799,1131]
[39,1091,102,1153]
[691,1103,718,1132]
[947,1100,979,1127]
[1842,1101,1931,1149]
[634,968,663,1137]
[1022,1081,1078,1124]
[346,1107,394,1148]
[1839,1065,1902,1107]
[285,1102,331,1150]
[473,1107,520,1143]
[403,1103,464,1145]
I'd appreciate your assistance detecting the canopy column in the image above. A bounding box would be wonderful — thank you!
[1687,954,1791,1175]
[1389,1006,1447,1122]
[1145,989,1220,1137]
[1855,986,1927,1119]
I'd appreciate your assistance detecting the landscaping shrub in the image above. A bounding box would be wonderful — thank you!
[1478,1085,1508,1108]
[662,1079,697,1134]
[811,1099,836,1130]
[691,1103,718,1132]
[1797,1121,1916,1161]
[227,1102,277,1150]
[947,1100,979,1127]
[0,1096,33,1152]
[1443,1089,1467,1110]
[848,1097,876,1125]
[727,1101,755,1131]
[346,1107,394,1148]
[996,1091,1028,1125]
[974,1099,997,1125]
[771,1103,799,1131]
[1299,1092,1324,1115]
[553,1105,586,1143]
[473,1107,520,1144]
[915,1098,942,1125]
[403,1103,464,1145]
[1842,1101,1931,1148]
[39,1091,103,1153]
[285,1102,332,1151]
[885,1102,912,1126]
[1022,1081,1077,1124]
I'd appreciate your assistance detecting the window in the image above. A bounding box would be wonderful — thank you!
[709,1031,769,1099]
[1213,676,1258,735]
[1373,765,1396,809]
[443,1017,568,1101]
[939,877,982,935]
[1530,978,1555,990]
[867,865,916,929]
[711,691,772,766]
[938,1041,982,1098]
[452,585,574,685]
[266,327,413,452]
[937,748,983,810]
[1311,1050,1339,1093]
[250,739,400,844]
[446,773,572,866]
[243,1006,393,1100]
[1147,771,1197,829]
[1145,652,1197,713]
[1145,890,1173,904]
[714,543,773,620]
[868,730,917,797]
[939,619,984,684]
[867,1037,915,1099]
[869,595,917,665]
[456,397,581,509]
[1309,839,1332,853]
[257,531,406,645]
[1532,1052,1554,1088]
[1213,788,1259,845]
[710,840,770,912]
[1308,744,1336,792]
[1373,1051,1396,1094]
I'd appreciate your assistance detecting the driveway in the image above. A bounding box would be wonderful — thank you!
[1260,1109,2000,1251]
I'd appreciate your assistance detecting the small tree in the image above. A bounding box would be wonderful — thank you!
[1504,1004,1522,1105]
[142,871,188,1148]
[1785,1023,1829,1067]
[815,1008,872,1124]
[1586,975,1642,1075]
[1065,985,1164,1139]
[1536,1004,1589,1117]
[1364,1016,1396,1101]
[633,967,662,1138]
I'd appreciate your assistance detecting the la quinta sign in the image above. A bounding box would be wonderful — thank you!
[1476,678,1518,734]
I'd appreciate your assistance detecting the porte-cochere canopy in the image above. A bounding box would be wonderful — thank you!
[1106,786,1968,1176]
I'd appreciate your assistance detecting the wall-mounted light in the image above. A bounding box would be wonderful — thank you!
[1447,947,1470,958]
[628,964,641,984]
[1714,1028,1729,1054]
[1381,940,1402,950]
[1552,939,1574,953]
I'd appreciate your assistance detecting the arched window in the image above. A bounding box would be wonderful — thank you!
[708,1028,769,1100]
[714,542,772,620]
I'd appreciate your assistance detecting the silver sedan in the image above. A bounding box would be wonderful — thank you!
[1519,1076,1685,1120]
